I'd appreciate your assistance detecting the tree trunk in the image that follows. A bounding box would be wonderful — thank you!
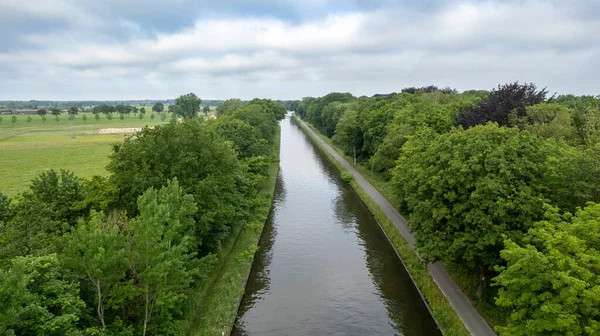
[143,288,149,336]
[96,281,106,328]
[476,264,486,299]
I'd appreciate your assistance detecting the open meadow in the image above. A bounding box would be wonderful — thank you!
[0,113,172,196]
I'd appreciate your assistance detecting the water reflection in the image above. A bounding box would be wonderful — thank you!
[232,116,440,336]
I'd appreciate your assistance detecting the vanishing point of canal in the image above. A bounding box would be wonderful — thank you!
[232,116,441,336]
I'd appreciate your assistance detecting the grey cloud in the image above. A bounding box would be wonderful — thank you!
[0,0,598,100]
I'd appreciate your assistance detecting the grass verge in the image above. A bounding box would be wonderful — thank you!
[296,116,471,336]
[186,127,281,336]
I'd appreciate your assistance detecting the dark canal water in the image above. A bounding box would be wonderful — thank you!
[232,116,441,336]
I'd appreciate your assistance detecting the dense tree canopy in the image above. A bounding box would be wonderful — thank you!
[494,204,600,335]
[296,84,600,333]
[173,93,202,119]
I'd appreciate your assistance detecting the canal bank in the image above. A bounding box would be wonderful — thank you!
[187,127,281,336]
[233,115,441,335]
[296,116,496,336]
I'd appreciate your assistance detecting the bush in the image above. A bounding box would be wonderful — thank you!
[119,114,125,120]
[341,171,354,183]
[138,113,143,120]
[94,114,100,122]
[160,113,167,121]
[82,114,88,122]
[42,115,47,122]
[106,113,113,120]
[11,116,17,123]
[0,116,3,123]
[150,113,155,119]
[26,116,32,123]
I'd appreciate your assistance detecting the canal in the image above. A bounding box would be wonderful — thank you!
[232,116,441,336]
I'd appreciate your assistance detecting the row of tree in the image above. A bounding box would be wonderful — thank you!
[296,84,600,335]
[0,95,286,335]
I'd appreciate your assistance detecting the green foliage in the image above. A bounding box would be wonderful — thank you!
[129,180,201,335]
[215,98,242,116]
[26,116,31,123]
[106,113,113,120]
[11,116,17,123]
[137,113,143,120]
[82,114,88,122]
[203,105,210,114]
[36,109,47,116]
[150,113,155,119]
[0,197,63,263]
[341,171,354,183]
[94,113,100,122]
[152,102,164,113]
[494,204,600,335]
[50,108,61,116]
[62,212,129,329]
[174,93,202,119]
[391,124,557,271]
[119,113,125,120]
[209,116,269,159]
[107,121,251,251]
[544,144,600,212]
[28,170,86,225]
[0,254,86,335]
[160,113,166,121]
[140,107,146,114]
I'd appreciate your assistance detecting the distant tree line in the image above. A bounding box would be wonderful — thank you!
[296,83,600,335]
[0,95,286,335]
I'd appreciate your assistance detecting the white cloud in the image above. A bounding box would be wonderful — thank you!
[0,0,598,99]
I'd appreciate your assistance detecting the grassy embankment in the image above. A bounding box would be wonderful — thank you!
[296,116,472,336]
[186,127,281,336]
[0,113,171,197]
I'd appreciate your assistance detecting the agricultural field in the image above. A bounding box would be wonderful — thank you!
[0,113,172,196]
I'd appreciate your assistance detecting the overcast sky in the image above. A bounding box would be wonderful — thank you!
[0,0,598,100]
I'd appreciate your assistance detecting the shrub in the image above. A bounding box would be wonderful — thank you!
[26,116,32,123]
[82,114,88,122]
[11,116,17,123]
[341,171,354,183]
[150,113,155,119]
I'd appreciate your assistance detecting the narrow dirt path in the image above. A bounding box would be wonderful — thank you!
[300,119,496,336]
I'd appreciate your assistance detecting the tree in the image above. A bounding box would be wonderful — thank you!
[138,113,143,120]
[391,124,559,297]
[11,116,16,123]
[455,82,548,128]
[203,105,210,115]
[0,254,86,335]
[94,113,100,122]
[215,98,242,116]
[68,107,79,116]
[120,113,125,120]
[152,102,164,113]
[26,116,32,123]
[494,204,600,335]
[63,212,129,330]
[333,109,363,162]
[82,113,88,122]
[173,93,202,119]
[210,116,269,159]
[150,113,155,119]
[41,115,46,122]
[50,108,61,116]
[140,107,146,114]
[36,109,47,117]
[107,120,251,251]
[129,181,199,336]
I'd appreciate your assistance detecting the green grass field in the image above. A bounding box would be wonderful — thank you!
[0,113,171,197]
